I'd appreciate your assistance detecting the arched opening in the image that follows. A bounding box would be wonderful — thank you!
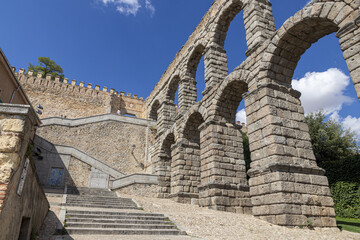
[149,100,160,121]
[222,4,247,72]
[167,76,180,105]
[215,78,250,180]
[186,45,205,103]
[293,33,360,121]
[158,133,175,197]
[196,56,205,102]
[267,18,339,84]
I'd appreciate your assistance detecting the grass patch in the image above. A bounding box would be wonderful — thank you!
[336,217,360,233]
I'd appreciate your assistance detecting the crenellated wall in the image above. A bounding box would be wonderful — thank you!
[13,68,146,119]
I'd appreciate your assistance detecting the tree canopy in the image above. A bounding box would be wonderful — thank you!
[305,111,359,185]
[28,57,64,80]
[305,111,358,164]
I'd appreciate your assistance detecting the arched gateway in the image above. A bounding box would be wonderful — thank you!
[146,0,360,227]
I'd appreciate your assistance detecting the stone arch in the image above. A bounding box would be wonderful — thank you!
[213,69,254,123]
[259,1,360,99]
[166,75,181,103]
[183,111,205,143]
[187,44,206,80]
[204,0,275,91]
[149,99,160,121]
[182,104,208,127]
[212,0,244,48]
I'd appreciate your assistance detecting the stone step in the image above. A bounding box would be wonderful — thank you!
[65,222,178,230]
[64,203,139,209]
[66,200,133,204]
[66,210,164,217]
[65,228,184,235]
[67,218,171,225]
[67,187,114,194]
[67,190,116,196]
[66,195,121,200]
[67,214,168,221]
[66,198,135,204]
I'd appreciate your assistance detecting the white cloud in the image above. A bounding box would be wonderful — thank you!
[329,111,341,122]
[100,0,155,16]
[145,0,155,16]
[342,115,360,140]
[292,68,354,115]
[236,109,247,124]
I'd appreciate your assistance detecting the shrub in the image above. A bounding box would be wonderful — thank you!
[331,182,360,219]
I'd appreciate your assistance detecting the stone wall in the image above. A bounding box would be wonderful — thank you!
[0,104,49,240]
[66,156,91,188]
[35,115,156,176]
[116,184,158,198]
[14,69,146,119]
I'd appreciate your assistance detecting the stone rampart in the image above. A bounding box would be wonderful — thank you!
[13,68,146,119]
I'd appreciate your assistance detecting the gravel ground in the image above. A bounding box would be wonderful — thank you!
[126,194,360,240]
[36,193,360,240]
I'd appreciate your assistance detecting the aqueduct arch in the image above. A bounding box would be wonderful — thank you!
[145,0,360,227]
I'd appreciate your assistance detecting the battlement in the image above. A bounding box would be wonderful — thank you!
[12,67,144,101]
[11,67,146,119]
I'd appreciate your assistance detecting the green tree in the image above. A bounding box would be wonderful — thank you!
[305,111,358,166]
[28,57,64,80]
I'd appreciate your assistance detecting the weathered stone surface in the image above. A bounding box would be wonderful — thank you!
[0,135,21,153]
[0,153,20,183]
[0,105,48,240]
[0,119,25,133]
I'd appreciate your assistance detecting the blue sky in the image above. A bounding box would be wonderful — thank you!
[0,0,359,138]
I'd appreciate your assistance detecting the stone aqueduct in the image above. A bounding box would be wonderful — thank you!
[143,0,360,227]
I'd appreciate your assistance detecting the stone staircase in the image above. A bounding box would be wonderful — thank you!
[64,188,186,236]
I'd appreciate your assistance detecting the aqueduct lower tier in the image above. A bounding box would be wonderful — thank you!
[145,0,360,227]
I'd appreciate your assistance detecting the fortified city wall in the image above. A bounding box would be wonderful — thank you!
[14,68,146,119]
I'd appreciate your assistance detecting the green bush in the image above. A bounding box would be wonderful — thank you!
[331,182,360,219]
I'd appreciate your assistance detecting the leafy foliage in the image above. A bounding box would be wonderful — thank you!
[305,111,358,166]
[28,57,64,80]
[331,182,360,218]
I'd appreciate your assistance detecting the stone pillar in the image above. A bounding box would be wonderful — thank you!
[157,101,177,136]
[178,76,197,112]
[198,120,251,213]
[156,151,172,198]
[244,84,336,227]
[338,16,360,100]
[243,0,276,56]
[169,139,200,204]
[203,44,229,94]
[153,133,175,198]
